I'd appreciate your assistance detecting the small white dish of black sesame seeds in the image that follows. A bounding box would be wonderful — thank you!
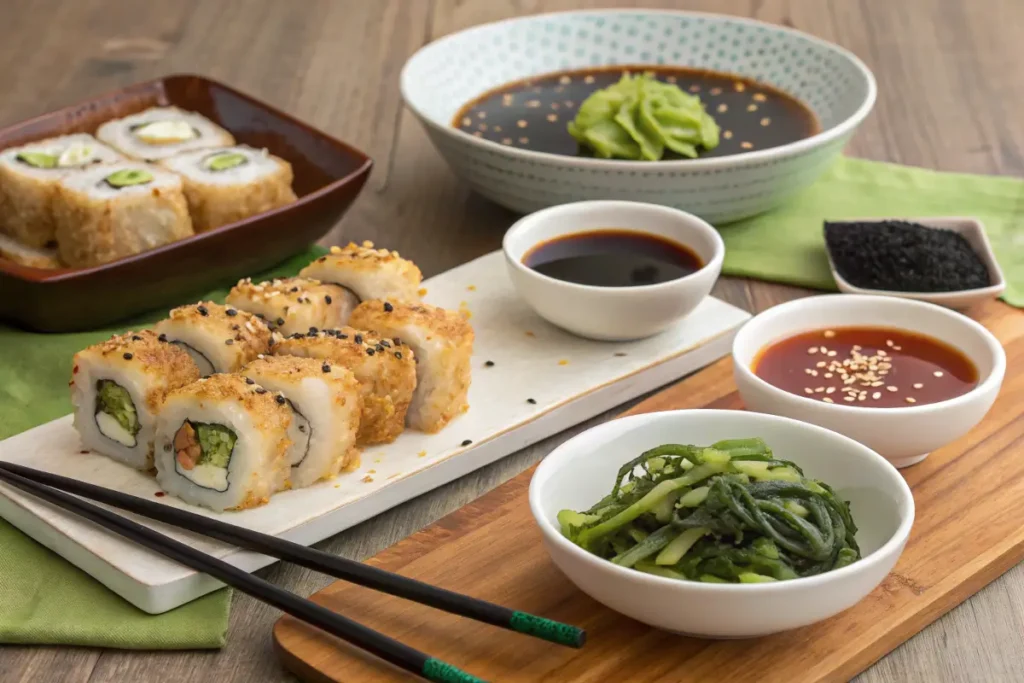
[824,217,1006,310]
[732,294,1005,468]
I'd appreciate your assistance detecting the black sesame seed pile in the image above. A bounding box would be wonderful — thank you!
[824,220,990,293]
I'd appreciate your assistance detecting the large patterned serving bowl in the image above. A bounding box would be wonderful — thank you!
[401,10,875,224]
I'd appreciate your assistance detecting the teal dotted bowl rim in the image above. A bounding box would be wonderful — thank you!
[401,9,877,171]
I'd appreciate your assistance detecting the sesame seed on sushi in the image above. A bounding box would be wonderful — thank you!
[51,160,194,268]
[240,355,362,488]
[349,300,474,433]
[96,106,234,162]
[154,301,272,376]
[226,276,359,336]
[160,145,297,232]
[154,374,292,511]
[299,241,423,305]
[0,133,123,248]
[71,330,200,471]
[273,327,417,446]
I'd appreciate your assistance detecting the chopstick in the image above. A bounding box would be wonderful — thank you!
[0,466,484,683]
[0,462,585,649]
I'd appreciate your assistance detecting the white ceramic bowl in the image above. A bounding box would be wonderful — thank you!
[529,409,914,638]
[401,10,876,223]
[503,200,723,341]
[733,294,1005,468]
[825,217,1007,310]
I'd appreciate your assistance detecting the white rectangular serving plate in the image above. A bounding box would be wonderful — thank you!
[0,251,750,613]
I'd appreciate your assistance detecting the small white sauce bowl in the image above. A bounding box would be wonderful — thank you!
[732,294,1005,468]
[529,409,914,638]
[502,200,723,341]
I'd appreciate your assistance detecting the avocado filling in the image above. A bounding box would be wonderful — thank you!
[94,379,140,447]
[131,119,197,145]
[16,151,58,169]
[103,168,153,189]
[203,151,248,172]
[173,420,236,491]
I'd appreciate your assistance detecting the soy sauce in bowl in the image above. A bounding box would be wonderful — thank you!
[522,229,703,287]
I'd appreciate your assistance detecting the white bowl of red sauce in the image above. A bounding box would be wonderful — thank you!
[732,294,1005,468]
[503,200,724,341]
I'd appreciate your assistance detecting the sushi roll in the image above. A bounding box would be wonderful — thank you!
[225,276,359,336]
[349,301,473,433]
[160,145,297,232]
[299,241,423,305]
[96,106,234,162]
[154,374,292,511]
[71,330,200,470]
[0,233,62,269]
[154,301,272,376]
[52,161,194,268]
[273,327,417,445]
[0,133,123,248]
[240,356,362,488]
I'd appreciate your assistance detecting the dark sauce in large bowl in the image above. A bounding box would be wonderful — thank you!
[453,65,819,159]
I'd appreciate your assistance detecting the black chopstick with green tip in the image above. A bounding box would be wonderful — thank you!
[0,466,483,683]
[0,462,585,648]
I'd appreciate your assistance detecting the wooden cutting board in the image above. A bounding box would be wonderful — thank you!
[274,300,1024,683]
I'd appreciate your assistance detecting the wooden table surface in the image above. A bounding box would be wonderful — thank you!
[3,1,1022,681]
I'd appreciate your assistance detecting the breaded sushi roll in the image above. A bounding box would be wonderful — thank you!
[0,233,62,269]
[160,145,297,232]
[154,374,292,511]
[241,356,362,488]
[273,327,416,445]
[299,241,423,305]
[71,330,200,470]
[96,106,235,162]
[52,161,194,268]
[226,276,359,336]
[0,133,123,247]
[154,301,272,376]
[349,301,473,433]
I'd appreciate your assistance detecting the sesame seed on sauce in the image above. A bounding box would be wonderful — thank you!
[325,295,332,304]
[226,308,238,316]
[383,302,394,312]
[245,377,256,385]
[322,363,331,373]
[158,334,167,342]
[461,439,473,447]
[197,305,208,316]
[276,395,286,404]
[123,352,133,360]
[484,360,495,367]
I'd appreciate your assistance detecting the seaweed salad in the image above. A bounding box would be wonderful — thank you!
[558,438,860,583]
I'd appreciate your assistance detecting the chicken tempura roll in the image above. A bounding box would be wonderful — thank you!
[155,374,292,511]
[226,277,359,336]
[349,301,473,433]
[299,241,423,304]
[71,330,200,470]
[154,302,272,376]
[241,356,362,488]
[273,327,416,445]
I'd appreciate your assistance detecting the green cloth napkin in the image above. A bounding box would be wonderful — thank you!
[0,247,324,649]
[720,156,1024,307]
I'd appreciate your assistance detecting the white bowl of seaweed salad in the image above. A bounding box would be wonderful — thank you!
[528,409,914,638]
[824,217,1006,310]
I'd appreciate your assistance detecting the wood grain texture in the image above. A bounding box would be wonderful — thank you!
[2,0,1024,680]
[273,301,1024,683]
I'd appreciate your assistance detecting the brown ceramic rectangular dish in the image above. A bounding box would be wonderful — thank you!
[0,74,372,332]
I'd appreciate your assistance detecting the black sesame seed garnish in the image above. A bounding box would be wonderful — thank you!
[226,308,238,316]
[225,339,234,345]
[393,337,402,346]
[324,295,332,304]
[123,352,133,360]
[614,352,627,357]
[383,302,394,312]
[484,360,495,367]
[290,286,299,293]
[366,348,375,356]
[245,377,256,385]
[375,344,384,352]
[380,340,391,348]
[339,333,348,339]
[322,363,331,373]
[131,335,142,341]
[291,333,303,339]
[197,305,208,316]
[394,351,402,359]
[256,388,267,394]
[460,439,473,447]
[527,398,537,404]
[255,313,265,319]
[276,318,285,326]
[354,334,363,344]
[276,395,286,404]
[232,324,240,331]
[158,333,167,342]
[309,327,319,334]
